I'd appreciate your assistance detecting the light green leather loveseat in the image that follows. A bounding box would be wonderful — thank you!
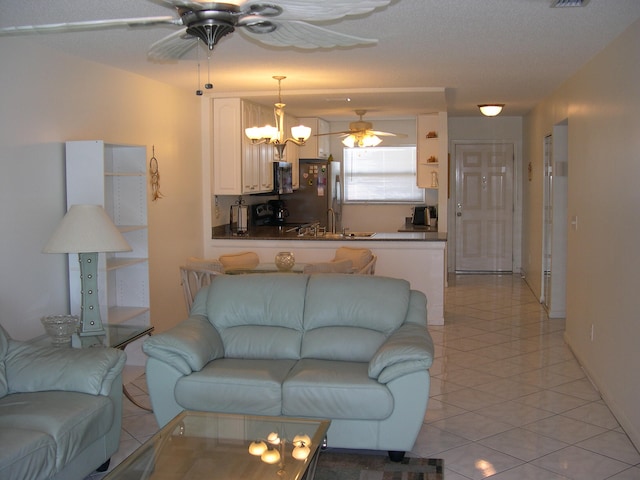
[0,325,126,480]
[143,274,434,460]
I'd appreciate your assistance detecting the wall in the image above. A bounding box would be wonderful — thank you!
[523,19,640,449]
[448,117,523,273]
[0,39,203,340]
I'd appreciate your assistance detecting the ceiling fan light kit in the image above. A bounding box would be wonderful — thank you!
[478,104,505,117]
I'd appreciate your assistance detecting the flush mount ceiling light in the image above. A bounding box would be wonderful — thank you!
[245,76,311,160]
[0,1,391,60]
[478,104,505,117]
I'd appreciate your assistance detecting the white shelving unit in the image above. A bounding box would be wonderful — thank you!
[416,112,448,231]
[65,140,150,367]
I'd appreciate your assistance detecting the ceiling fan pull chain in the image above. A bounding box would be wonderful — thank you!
[195,39,203,96]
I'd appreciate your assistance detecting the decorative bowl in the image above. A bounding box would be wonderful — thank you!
[41,315,79,347]
[275,251,295,271]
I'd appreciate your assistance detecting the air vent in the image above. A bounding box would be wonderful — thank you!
[550,0,590,7]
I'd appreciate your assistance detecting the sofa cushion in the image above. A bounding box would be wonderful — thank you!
[202,275,307,359]
[0,427,56,480]
[282,359,393,420]
[0,391,113,472]
[301,275,411,361]
[175,358,297,416]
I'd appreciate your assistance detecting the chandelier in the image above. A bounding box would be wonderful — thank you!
[245,76,311,160]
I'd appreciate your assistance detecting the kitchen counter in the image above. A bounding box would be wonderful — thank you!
[397,221,440,234]
[212,225,447,242]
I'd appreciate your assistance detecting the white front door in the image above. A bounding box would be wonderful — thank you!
[455,143,514,272]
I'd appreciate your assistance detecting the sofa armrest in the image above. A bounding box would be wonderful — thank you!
[6,342,126,396]
[368,323,434,383]
[142,315,223,375]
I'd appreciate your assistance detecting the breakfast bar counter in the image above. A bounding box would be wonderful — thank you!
[207,226,447,325]
[212,225,447,242]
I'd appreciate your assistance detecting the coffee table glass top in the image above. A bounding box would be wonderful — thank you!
[105,411,330,480]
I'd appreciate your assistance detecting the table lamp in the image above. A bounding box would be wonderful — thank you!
[43,204,132,336]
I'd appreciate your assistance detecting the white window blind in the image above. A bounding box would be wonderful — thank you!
[343,146,424,203]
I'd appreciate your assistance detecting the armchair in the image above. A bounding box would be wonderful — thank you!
[0,324,126,480]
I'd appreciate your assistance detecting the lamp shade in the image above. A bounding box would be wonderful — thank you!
[43,205,131,253]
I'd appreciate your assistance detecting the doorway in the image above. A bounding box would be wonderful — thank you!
[541,124,568,317]
[454,143,514,272]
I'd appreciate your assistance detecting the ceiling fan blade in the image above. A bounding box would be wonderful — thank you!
[148,29,197,61]
[240,20,377,48]
[259,0,392,22]
[0,17,180,36]
[315,130,353,136]
[370,130,409,137]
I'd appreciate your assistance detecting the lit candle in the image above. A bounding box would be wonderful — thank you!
[292,434,311,447]
[261,448,281,464]
[292,445,310,460]
[248,440,267,456]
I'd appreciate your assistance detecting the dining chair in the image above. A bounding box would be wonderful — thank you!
[179,263,222,311]
[332,247,377,275]
[302,259,353,274]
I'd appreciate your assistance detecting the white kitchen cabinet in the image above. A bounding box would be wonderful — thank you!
[65,140,150,364]
[297,117,331,159]
[212,98,278,195]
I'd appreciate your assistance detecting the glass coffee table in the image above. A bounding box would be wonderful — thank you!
[105,411,330,480]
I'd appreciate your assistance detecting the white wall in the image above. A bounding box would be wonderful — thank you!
[0,39,203,339]
[448,117,523,273]
[523,19,640,449]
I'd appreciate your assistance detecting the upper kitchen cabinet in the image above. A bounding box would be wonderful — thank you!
[212,98,275,195]
[298,117,331,159]
[417,112,448,231]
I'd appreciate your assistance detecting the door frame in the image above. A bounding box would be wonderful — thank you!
[448,140,522,274]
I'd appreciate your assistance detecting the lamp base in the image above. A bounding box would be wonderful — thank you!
[78,252,106,336]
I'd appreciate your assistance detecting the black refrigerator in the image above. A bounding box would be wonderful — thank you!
[285,158,342,230]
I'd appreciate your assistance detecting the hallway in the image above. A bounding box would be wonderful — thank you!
[414,274,639,479]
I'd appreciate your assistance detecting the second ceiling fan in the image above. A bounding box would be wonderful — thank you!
[319,110,408,147]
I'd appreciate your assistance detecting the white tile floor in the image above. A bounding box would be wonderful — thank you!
[89,274,640,479]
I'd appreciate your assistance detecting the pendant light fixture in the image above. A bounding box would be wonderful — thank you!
[245,76,311,160]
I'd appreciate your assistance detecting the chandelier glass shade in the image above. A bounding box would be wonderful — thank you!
[244,76,311,159]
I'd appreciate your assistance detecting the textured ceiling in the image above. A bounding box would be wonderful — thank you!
[1,0,640,120]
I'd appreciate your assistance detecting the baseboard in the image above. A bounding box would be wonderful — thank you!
[563,331,640,453]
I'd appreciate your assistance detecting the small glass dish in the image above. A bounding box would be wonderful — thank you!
[41,315,79,347]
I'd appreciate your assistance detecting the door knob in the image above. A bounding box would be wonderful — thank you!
[457,212,462,217]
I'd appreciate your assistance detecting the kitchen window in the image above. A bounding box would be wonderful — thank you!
[343,146,424,203]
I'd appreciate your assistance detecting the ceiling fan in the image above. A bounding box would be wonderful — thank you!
[318,110,408,147]
[0,0,393,61]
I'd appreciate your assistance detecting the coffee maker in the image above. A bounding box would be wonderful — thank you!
[268,199,289,225]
